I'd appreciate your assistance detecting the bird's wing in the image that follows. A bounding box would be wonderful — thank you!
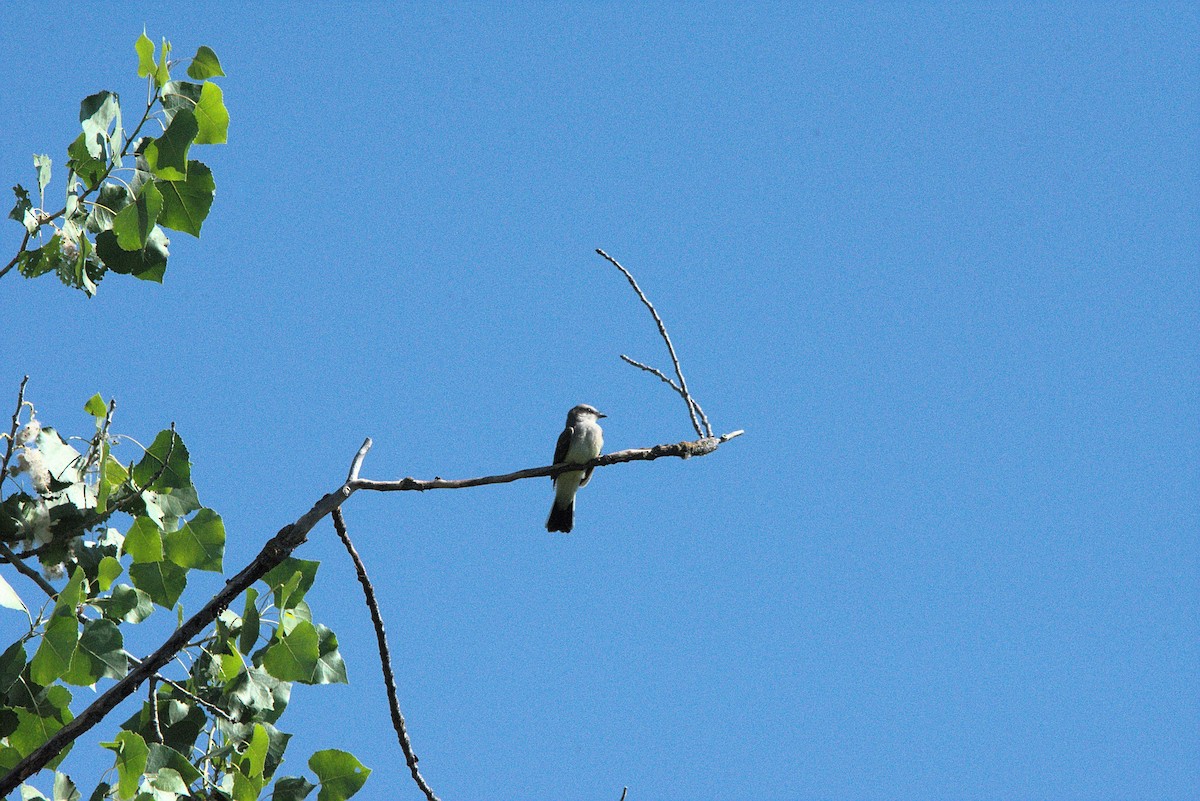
[551,425,572,482]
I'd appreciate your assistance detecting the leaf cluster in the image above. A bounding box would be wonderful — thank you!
[4,32,228,295]
[2,393,367,800]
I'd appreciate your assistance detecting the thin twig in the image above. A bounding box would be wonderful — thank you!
[332,508,440,801]
[352,432,743,494]
[596,249,709,437]
[124,652,234,722]
[0,541,56,597]
[0,376,30,488]
[620,788,628,801]
[619,355,712,435]
[148,678,163,744]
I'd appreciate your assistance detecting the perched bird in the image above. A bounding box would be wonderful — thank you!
[546,404,606,533]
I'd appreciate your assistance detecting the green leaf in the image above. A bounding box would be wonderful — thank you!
[20,782,49,800]
[63,619,127,685]
[215,650,243,683]
[85,782,111,801]
[102,731,148,801]
[262,620,318,683]
[111,181,163,251]
[0,641,27,694]
[163,508,225,572]
[146,743,202,785]
[85,183,130,234]
[9,184,35,232]
[66,133,108,191]
[241,723,269,779]
[129,561,187,609]
[231,766,264,801]
[311,625,348,685]
[155,160,214,237]
[141,483,200,531]
[160,81,201,126]
[15,236,60,278]
[35,426,86,487]
[35,615,81,685]
[271,777,316,801]
[34,154,52,199]
[262,559,320,610]
[79,91,121,160]
[239,588,261,654]
[135,30,155,79]
[132,430,191,491]
[155,38,172,87]
[94,584,152,624]
[83,393,106,419]
[0,572,27,613]
[193,81,229,145]
[144,108,196,180]
[95,226,169,283]
[149,767,187,798]
[9,708,66,761]
[187,45,225,79]
[97,556,123,591]
[122,516,164,563]
[30,569,87,685]
[97,454,128,513]
[309,750,370,801]
[54,772,81,801]
[226,667,279,718]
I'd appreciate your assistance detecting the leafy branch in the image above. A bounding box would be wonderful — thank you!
[2,32,227,294]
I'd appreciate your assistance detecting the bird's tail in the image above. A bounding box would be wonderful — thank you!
[546,498,574,533]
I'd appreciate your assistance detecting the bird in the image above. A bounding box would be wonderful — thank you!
[546,404,606,533]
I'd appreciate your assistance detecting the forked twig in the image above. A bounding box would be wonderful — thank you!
[596,250,713,437]
[332,507,440,801]
[619,355,711,434]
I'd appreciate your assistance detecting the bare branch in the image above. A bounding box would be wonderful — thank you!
[347,437,372,483]
[0,541,56,597]
[619,355,712,435]
[0,376,31,488]
[352,433,742,494]
[332,508,440,801]
[596,249,710,437]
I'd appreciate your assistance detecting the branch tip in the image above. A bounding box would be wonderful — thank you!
[347,437,372,482]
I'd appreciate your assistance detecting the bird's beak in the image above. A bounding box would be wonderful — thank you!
[597,412,608,419]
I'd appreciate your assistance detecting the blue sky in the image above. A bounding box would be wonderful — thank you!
[2,3,1198,799]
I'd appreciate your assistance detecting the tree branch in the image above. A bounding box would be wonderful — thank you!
[332,508,440,801]
[0,540,55,597]
[0,427,746,793]
[351,431,744,494]
[596,249,711,437]
[618,355,711,435]
[0,444,371,796]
